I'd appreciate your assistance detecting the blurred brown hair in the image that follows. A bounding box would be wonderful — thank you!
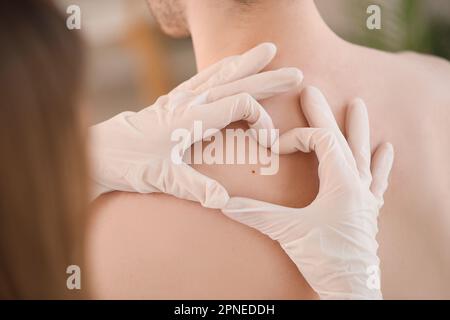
[0,0,88,299]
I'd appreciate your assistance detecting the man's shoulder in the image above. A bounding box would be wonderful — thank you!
[395,52,450,95]
[387,51,450,108]
[397,51,450,70]
[360,47,450,101]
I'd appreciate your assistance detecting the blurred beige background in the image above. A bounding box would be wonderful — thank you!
[55,0,450,124]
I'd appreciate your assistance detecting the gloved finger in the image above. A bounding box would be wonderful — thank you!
[174,43,276,92]
[205,67,303,103]
[370,142,394,205]
[170,163,231,209]
[301,86,358,172]
[131,160,230,209]
[346,98,372,187]
[190,93,276,148]
[274,127,344,161]
[273,127,351,184]
[194,43,277,92]
[222,197,300,242]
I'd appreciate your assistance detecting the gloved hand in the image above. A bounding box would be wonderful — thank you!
[222,86,394,299]
[90,43,303,208]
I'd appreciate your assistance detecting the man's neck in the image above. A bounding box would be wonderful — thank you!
[185,0,349,71]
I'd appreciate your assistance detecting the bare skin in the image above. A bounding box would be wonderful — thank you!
[88,0,450,299]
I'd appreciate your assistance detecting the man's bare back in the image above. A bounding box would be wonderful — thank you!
[88,1,450,299]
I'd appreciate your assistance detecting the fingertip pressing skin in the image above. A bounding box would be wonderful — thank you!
[347,97,369,127]
[206,67,303,102]
[225,42,278,79]
[254,42,277,63]
[370,142,395,200]
[195,42,279,92]
[285,67,304,87]
[300,86,336,127]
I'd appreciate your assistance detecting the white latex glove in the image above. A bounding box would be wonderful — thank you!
[222,86,394,300]
[90,43,303,208]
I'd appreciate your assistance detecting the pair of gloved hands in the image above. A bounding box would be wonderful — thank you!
[90,43,394,300]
